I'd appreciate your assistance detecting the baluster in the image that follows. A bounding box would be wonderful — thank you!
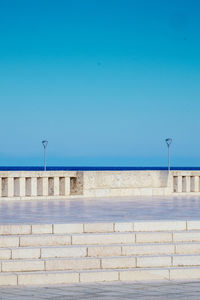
[194,176,199,192]
[177,176,182,193]
[54,177,59,196]
[19,177,26,197]
[7,177,14,197]
[64,177,70,196]
[42,177,48,196]
[186,176,190,193]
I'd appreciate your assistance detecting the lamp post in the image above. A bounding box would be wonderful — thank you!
[42,140,48,171]
[165,138,172,172]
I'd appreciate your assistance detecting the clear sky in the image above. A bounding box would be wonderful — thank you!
[0,0,200,167]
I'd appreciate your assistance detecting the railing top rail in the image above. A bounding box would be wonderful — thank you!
[172,171,200,176]
[0,171,77,178]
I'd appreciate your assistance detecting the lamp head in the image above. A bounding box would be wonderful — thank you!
[165,138,172,147]
[42,140,48,149]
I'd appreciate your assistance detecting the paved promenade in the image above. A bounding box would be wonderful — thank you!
[0,195,200,224]
[0,196,200,297]
[0,281,200,299]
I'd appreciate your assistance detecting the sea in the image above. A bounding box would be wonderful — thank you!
[0,167,200,171]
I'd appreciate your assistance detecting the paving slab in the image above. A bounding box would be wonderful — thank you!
[0,195,200,224]
[0,281,200,299]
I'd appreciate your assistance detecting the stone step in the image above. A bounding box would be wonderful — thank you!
[1,266,200,286]
[0,234,71,247]
[1,230,200,248]
[1,220,200,286]
[1,254,200,272]
[1,220,200,235]
[1,241,200,260]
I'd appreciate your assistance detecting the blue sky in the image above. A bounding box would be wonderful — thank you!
[0,0,200,166]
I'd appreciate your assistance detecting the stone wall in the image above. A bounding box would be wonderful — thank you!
[82,171,171,197]
[1,170,200,200]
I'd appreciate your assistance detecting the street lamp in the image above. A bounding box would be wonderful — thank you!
[42,140,48,171]
[165,138,172,172]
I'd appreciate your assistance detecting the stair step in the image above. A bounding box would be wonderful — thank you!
[1,231,200,248]
[1,220,200,286]
[1,266,200,286]
[0,234,71,247]
[1,241,200,260]
[1,254,200,272]
[2,220,198,235]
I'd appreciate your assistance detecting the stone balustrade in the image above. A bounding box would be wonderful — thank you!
[0,171,77,199]
[1,170,200,200]
[172,171,200,194]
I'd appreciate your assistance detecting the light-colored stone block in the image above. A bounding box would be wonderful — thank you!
[120,269,169,281]
[32,224,53,234]
[53,224,83,234]
[173,255,200,266]
[170,267,200,280]
[0,236,19,247]
[31,177,37,196]
[88,246,121,257]
[20,235,71,247]
[137,256,171,267]
[0,224,31,235]
[42,177,48,196]
[101,257,136,269]
[80,270,118,282]
[53,177,60,196]
[83,171,168,189]
[83,170,172,197]
[173,232,200,242]
[175,243,200,254]
[46,258,100,271]
[186,176,191,193]
[114,222,133,232]
[18,271,79,285]
[136,232,172,243]
[84,223,114,233]
[134,221,186,232]
[7,177,14,197]
[122,244,174,256]
[12,248,41,259]
[0,249,11,259]
[72,233,135,245]
[19,177,26,197]
[0,274,17,286]
[2,260,44,272]
[187,221,200,231]
[41,246,87,258]
[177,176,182,193]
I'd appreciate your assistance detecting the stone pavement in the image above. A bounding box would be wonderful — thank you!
[0,281,200,299]
[1,195,200,224]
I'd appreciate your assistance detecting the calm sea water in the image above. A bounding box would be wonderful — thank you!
[0,166,200,171]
